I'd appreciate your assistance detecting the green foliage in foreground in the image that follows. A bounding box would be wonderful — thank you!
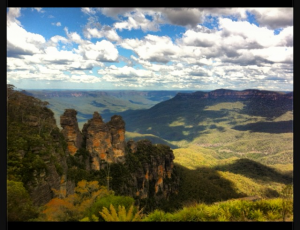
[89,194,136,221]
[99,204,144,222]
[7,180,39,221]
[142,198,293,222]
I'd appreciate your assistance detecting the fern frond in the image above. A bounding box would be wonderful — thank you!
[110,204,119,221]
[99,207,114,221]
[118,205,127,221]
[126,205,134,221]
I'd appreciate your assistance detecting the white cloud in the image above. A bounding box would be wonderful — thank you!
[249,8,293,29]
[121,34,179,63]
[52,22,61,26]
[33,8,45,13]
[250,47,293,63]
[69,75,101,83]
[180,29,220,47]
[81,7,97,15]
[7,7,293,91]
[114,11,160,32]
[77,40,119,62]
[49,35,69,45]
[7,8,22,26]
[7,20,46,57]
[83,26,120,41]
[97,65,164,87]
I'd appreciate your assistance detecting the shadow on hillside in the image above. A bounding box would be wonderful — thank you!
[122,109,232,142]
[173,163,246,205]
[232,120,293,133]
[240,99,293,118]
[213,158,292,184]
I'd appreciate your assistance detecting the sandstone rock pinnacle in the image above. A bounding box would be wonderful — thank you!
[60,109,83,155]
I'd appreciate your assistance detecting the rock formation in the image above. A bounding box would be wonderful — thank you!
[81,112,126,170]
[60,110,179,202]
[126,140,178,201]
[24,111,75,206]
[60,109,83,155]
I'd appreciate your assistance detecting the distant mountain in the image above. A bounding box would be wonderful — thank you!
[119,89,293,146]
[24,90,195,129]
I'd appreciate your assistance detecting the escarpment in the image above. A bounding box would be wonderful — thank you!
[7,87,75,207]
[8,85,179,211]
[175,89,293,103]
[60,109,179,203]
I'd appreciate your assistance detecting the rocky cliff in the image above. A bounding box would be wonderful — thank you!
[60,109,179,204]
[125,140,179,202]
[7,86,75,207]
[60,109,83,155]
[26,130,75,206]
[80,112,126,170]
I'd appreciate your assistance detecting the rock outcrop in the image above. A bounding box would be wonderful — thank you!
[81,112,126,170]
[23,111,75,206]
[60,109,83,155]
[126,140,178,201]
[60,110,179,203]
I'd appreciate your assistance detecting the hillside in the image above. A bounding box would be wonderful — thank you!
[7,85,181,219]
[120,89,293,166]
[24,90,194,130]
[7,85,293,221]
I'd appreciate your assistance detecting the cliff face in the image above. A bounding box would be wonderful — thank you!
[7,86,75,207]
[25,115,76,206]
[126,140,178,201]
[26,132,75,206]
[81,112,126,170]
[60,109,83,155]
[60,110,179,202]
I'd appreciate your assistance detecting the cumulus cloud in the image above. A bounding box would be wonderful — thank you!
[121,34,179,63]
[81,10,121,42]
[6,8,108,85]
[7,8,22,26]
[100,7,293,32]
[152,8,204,27]
[114,11,161,32]
[7,18,46,57]
[99,8,136,18]
[83,25,120,41]
[180,29,220,47]
[76,40,119,62]
[64,27,84,44]
[249,8,293,29]
[81,7,97,15]
[7,7,293,90]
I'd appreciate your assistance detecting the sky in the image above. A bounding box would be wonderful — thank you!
[7,7,293,91]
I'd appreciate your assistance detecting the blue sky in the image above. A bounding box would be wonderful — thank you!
[7,7,293,91]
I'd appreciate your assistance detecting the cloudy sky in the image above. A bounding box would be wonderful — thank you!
[7,7,293,91]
